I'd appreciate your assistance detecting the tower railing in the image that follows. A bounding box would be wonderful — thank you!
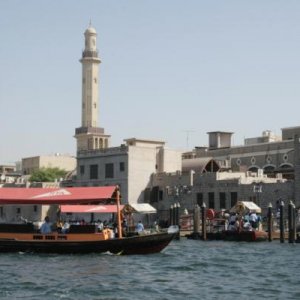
[82,50,99,58]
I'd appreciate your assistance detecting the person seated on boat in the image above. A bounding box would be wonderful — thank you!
[40,216,52,234]
[228,212,237,226]
[56,219,63,233]
[234,218,240,232]
[122,219,128,236]
[243,221,252,231]
[249,212,258,230]
[97,220,104,232]
[61,221,70,234]
[135,221,144,233]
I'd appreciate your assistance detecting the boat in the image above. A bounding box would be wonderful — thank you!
[187,201,268,242]
[0,186,177,254]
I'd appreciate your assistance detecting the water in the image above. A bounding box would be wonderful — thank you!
[0,239,299,300]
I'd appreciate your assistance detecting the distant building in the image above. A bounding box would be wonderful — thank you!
[148,167,292,222]
[22,154,76,175]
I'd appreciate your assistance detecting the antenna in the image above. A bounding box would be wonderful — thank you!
[184,130,195,150]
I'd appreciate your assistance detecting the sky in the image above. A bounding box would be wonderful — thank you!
[1,1,300,164]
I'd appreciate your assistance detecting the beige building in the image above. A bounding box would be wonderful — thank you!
[148,167,293,223]
[76,138,182,205]
[22,154,76,175]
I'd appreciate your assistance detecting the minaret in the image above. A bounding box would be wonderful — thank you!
[75,24,110,152]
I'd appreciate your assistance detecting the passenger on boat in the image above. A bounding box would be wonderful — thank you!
[97,220,104,232]
[61,221,70,234]
[56,220,63,233]
[135,221,144,233]
[249,212,258,229]
[40,216,52,234]
[122,219,128,236]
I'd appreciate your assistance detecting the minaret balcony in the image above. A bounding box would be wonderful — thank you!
[75,126,104,135]
[82,50,99,58]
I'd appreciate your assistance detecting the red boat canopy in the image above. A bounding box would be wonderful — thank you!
[0,186,117,205]
[60,204,124,214]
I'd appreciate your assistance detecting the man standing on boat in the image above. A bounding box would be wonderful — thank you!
[135,221,144,233]
[40,216,52,234]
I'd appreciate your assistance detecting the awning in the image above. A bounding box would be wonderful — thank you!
[230,201,261,214]
[60,205,124,214]
[0,187,117,205]
[123,203,157,214]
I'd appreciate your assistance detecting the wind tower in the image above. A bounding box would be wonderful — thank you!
[75,24,110,152]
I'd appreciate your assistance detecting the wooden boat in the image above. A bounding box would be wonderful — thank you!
[221,229,268,242]
[0,186,177,254]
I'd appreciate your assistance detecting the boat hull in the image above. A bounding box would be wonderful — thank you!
[0,232,175,255]
[188,230,268,242]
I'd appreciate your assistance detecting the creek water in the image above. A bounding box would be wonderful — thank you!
[0,238,299,300]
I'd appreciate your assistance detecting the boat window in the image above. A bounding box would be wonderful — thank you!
[33,235,43,240]
[45,235,55,240]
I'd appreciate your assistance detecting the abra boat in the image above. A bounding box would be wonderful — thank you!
[0,186,177,254]
[208,201,268,242]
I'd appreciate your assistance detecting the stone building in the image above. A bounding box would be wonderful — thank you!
[148,167,292,222]
[22,154,76,175]
[182,127,300,208]
[76,138,181,204]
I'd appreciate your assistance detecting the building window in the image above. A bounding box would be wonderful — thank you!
[150,186,159,203]
[119,162,125,172]
[159,190,163,201]
[219,192,226,209]
[90,164,98,180]
[196,193,203,206]
[33,205,38,213]
[80,165,85,175]
[105,163,114,178]
[230,192,238,207]
[208,192,215,209]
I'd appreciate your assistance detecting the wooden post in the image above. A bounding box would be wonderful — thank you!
[193,204,200,235]
[169,205,173,226]
[292,202,296,243]
[201,202,207,241]
[288,201,296,243]
[280,200,284,243]
[176,202,180,227]
[176,202,181,240]
[173,203,177,226]
[288,201,293,243]
[267,202,273,242]
[116,186,122,239]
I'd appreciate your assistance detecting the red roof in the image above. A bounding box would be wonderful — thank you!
[60,205,124,214]
[0,186,117,205]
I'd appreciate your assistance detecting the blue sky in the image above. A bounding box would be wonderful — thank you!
[1,1,300,164]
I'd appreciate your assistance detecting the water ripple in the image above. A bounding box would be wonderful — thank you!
[0,240,299,299]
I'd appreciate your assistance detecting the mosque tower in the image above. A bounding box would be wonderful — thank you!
[75,24,110,152]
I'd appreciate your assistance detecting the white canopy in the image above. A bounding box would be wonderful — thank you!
[124,203,157,214]
[230,201,261,214]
